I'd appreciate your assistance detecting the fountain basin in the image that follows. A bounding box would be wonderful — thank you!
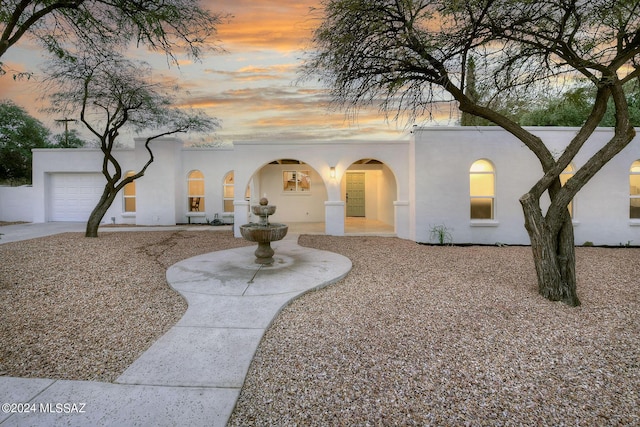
[252,204,276,217]
[239,223,288,243]
[240,197,288,264]
[239,223,288,264]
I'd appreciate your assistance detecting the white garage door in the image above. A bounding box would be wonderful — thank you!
[49,173,105,221]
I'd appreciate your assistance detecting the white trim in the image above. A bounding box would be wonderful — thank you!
[470,220,499,227]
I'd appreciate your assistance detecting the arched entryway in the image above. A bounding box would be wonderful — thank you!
[342,159,397,234]
[247,159,328,231]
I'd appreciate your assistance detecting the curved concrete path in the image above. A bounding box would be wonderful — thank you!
[0,235,351,426]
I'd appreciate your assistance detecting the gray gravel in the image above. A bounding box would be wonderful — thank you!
[1,231,638,425]
[0,230,250,382]
[229,236,639,426]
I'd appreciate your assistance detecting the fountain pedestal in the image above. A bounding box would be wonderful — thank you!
[239,198,288,264]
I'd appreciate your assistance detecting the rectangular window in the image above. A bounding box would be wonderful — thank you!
[123,173,136,212]
[470,198,493,220]
[470,162,495,220]
[189,197,202,212]
[223,185,234,198]
[188,170,205,212]
[631,172,640,219]
[124,197,136,212]
[283,170,310,192]
[223,173,234,213]
[560,166,575,218]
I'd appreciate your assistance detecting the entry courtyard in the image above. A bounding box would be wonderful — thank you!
[1,229,638,425]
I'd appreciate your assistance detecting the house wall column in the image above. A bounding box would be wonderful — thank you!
[233,200,249,238]
[135,137,182,225]
[31,150,47,223]
[408,131,417,241]
[324,165,344,236]
[394,200,410,239]
[325,200,345,236]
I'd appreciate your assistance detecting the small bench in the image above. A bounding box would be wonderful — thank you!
[186,212,207,224]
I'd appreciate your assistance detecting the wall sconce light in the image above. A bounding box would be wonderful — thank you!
[330,166,336,179]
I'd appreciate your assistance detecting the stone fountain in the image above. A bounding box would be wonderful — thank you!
[239,197,288,264]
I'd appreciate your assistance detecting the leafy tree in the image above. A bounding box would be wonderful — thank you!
[518,81,640,127]
[51,128,86,147]
[45,51,219,237]
[0,0,224,75]
[460,57,487,126]
[305,0,640,306]
[519,86,595,127]
[0,100,50,183]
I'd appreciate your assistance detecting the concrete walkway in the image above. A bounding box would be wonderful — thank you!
[0,226,352,426]
[0,222,86,244]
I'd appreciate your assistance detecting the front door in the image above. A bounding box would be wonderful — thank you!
[346,172,365,217]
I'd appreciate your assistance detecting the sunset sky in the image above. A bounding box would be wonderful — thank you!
[0,0,455,146]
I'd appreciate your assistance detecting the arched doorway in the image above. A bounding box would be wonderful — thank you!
[342,159,396,234]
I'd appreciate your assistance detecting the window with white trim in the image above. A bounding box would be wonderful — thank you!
[470,159,495,220]
[188,170,205,212]
[560,164,575,218]
[123,171,136,212]
[630,160,640,219]
[283,170,310,192]
[223,172,234,213]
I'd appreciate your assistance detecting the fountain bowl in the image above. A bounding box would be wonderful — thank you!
[239,222,288,264]
[239,223,288,243]
[252,204,276,217]
[240,197,288,264]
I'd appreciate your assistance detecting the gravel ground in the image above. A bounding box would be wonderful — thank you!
[1,231,639,425]
[229,236,639,426]
[0,230,250,382]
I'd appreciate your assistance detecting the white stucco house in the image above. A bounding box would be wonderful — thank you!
[1,127,639,245]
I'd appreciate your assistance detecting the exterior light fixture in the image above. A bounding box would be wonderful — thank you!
[330,166,336,179]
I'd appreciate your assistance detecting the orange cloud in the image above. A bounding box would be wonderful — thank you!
[0,61,51,124]
[180,85,331,112]
[207,0,320,52]
[203,63,299,82]
[1,0,425,146]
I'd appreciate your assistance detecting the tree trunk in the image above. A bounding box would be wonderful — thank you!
[85,187,117,238]
[520,193,580,306]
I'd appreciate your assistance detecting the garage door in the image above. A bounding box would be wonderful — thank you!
[49,173,105,221]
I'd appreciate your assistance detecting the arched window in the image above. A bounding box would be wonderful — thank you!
[188,170,205,212]
[470,159,495,220]
[630,160,640,219]
[123,171,136,212]
[560,164,575,218]
[223,172,234,213]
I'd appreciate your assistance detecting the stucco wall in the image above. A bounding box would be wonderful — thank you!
[31,147,137,224]
[231,139,410,237]
[0,186,33,222]
[180,146,236,224]
[254,164,327,223]
[134,138,182,225]
[15,128,638,245]
[411,127,640,245]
